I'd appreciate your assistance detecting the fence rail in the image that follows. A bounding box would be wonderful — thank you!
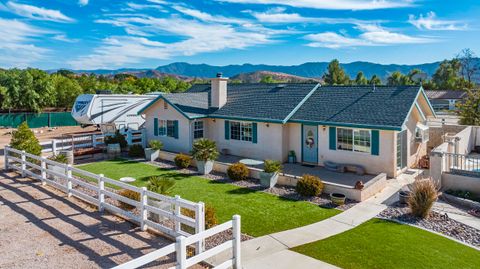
[4,146,204,242]
[444,152,480,176]
[112,215,241,269]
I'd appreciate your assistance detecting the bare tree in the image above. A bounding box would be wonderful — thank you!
[457,48,479,83]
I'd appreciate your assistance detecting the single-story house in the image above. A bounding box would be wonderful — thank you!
[425,90,467,112]
[139,74,435,178]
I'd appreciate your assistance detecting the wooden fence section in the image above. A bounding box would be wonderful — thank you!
[4,146,205,244]
[112,215,241,269]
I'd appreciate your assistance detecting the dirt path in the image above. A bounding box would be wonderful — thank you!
[0,171,180,269]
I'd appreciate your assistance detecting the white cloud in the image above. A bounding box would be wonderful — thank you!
[172,5,248,24]
[79,0,89,6]
[70,11,278,69]
[305,24,434,48]
[53,34,79,43]
[5,1,74,23]
[408,12,467,31]
[215,0,414,10]
[0,18,48,67]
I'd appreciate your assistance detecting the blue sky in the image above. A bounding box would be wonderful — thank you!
[0,0,478,70]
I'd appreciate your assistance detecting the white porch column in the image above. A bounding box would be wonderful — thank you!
[430,151,443,188]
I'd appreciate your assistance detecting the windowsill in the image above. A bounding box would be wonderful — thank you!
[336,148,372,155]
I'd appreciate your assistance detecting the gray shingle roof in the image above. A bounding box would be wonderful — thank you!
[290,86,421,129]
[425,90,467,100]
[162,92,210,118]
[187,83,318,122]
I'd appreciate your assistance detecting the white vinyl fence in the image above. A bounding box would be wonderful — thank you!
[4,146,205,246]
[113,215,241,269]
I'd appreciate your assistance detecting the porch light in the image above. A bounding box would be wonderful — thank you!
[322,125,326,131]
[266,123,270,127]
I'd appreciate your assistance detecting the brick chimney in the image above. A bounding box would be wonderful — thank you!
[210,72,228,108]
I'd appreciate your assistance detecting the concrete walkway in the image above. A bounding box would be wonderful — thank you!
[241,171,418,269]
[433,200,480,230]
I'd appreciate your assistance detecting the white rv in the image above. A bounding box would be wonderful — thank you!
[71,94,158,131]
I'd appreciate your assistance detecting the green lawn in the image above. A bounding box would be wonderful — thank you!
[77,159,340,237]
[292,218,480,269]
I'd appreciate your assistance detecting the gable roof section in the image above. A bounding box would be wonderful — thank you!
[425,90,467,100]
[290,86,422,130]
[138,92,210,119]
[187,83,320,122]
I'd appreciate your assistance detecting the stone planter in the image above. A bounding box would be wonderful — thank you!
[399,190,411,205]
[47,163,67,179]
[196,160,214,175]
[144,148,160,162]
[148,199,173,222]
[259,172,279,188]
[107,143,121,158]
[330,193,346,205]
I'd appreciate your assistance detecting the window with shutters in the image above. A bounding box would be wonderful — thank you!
[167,120,175,137]
[230,121,253,142]
[337,128,371,153]
[159,120,176,137]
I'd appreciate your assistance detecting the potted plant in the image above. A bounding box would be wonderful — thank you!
[288,151,296,163]
[399,190,412,205]
[191,138,219,175]
[144,140,163,161]
[260,160,282,188]
[104,134,121,158]
[330,193,346,205]
[146,176,175,222]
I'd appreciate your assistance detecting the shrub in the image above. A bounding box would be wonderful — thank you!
[296,174,324,197]
[10,121,42,156]
[118,189,141,210]
[181,204,218,230]
[174,153,192,169]
[263,160,282,173]
[128,144,144,157]
[408,178,438,219]
[104,131,127,148]
[49,154,68,164]
[191,138,219,161]
[149,140,163,151]
[147,176,175,195]
[227,162,249,181]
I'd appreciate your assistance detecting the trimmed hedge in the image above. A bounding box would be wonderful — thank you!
[296,174,324,197]
[227,162,249,181]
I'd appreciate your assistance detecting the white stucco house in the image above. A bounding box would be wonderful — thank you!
[138,74,435,178]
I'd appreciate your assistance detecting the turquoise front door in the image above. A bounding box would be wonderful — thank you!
[302,124,318,163]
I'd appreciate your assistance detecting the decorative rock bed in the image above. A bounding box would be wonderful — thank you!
[150,159,358,211]
[378,203,480,247]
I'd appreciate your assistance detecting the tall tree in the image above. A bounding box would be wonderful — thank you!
[51,74,83,108]
[323,59,350,85]
[457,48,479,84]
[355,71,368,85]
[457,89,480,125]
[369,75,382,85]
[432,59,473,90]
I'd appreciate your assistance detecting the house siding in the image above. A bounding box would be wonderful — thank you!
[144,99,191,154]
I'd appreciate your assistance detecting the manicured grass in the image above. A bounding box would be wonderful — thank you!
[292,218,480,269]
[78,159,340,237]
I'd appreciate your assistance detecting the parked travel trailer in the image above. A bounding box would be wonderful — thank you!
[71,93,158,131]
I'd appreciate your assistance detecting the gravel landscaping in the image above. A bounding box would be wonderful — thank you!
[378,202,480,247]
[150,159,357,211]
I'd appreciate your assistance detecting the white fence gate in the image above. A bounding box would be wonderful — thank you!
[4,146,204,244]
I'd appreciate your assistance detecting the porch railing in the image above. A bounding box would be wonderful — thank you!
[444,152,480,176]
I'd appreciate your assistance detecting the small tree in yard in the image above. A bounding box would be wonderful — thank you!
[10,121,41,156]
[457,89,480,125]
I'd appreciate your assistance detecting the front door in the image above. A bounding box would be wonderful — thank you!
[302,124,318,163]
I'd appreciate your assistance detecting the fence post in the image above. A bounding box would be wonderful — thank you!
[66,164,73,197]
[195,202,205,254]
[21,150,26,177]
[98,174,105,212]
[176,236,187,269]
[174,195,181,234]
[232,215,241,269]
[140,187,148,231]
[41,157,47,185]
[4,146,9,170]
[52,139,57,155]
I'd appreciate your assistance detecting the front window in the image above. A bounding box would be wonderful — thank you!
[159,120,175,137]
[230,121,253,142]
[193,121,204,139]
[337,128,371,153]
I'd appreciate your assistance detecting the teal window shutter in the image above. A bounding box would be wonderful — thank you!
[154,118,158,136]
[329,127,336,150]
[225,120,230,140]
[252,122,257,144]
[371,130,379,155]
[174,120,179,139]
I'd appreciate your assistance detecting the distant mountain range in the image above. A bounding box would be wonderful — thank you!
[68,59,480,82]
